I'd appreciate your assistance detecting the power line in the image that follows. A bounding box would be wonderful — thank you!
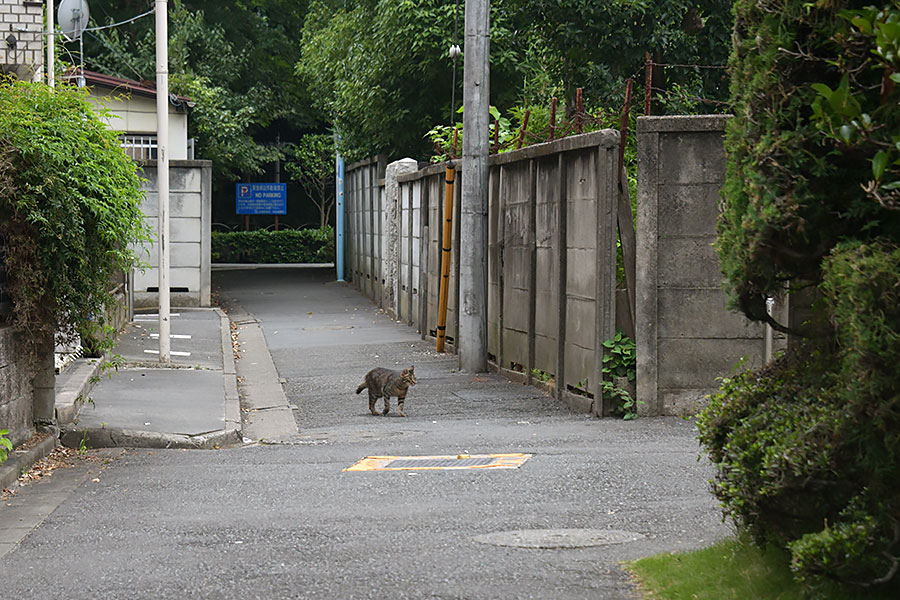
[84,8,156,33]
[85,29,148,82]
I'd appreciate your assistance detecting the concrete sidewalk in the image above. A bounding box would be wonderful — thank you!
[57,308,242,449]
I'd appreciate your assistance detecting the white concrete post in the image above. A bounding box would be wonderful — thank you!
[47,1,54,87]
[156,0,171,362]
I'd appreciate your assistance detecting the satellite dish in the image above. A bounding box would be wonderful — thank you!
[57,0,90,42]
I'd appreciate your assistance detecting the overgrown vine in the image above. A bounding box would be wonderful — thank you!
[0,78,151,355]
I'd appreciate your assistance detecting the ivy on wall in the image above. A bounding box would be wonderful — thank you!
[0,78,151,352]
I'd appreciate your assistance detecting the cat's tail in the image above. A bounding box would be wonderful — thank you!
[355,383,366,394]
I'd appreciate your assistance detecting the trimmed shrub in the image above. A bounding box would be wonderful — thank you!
[705,0,900,592]
[698,240,900,591]
[211,227,334,264]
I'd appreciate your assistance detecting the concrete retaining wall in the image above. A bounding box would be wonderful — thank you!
[0,325,33,446]
[133,160,213,308]
[635,115,786,416]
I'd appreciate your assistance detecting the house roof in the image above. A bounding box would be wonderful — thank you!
[63,69,195,113]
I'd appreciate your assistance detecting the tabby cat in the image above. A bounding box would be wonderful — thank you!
[355,366,417,417]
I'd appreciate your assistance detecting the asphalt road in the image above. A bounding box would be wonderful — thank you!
[0,267,729,599]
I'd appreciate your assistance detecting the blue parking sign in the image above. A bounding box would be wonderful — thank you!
[236,183,287,215]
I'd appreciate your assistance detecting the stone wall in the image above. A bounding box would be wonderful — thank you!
[0,0,44,82]
[635,115,785,416]
[0,324,32,446]
[133,160,213,308]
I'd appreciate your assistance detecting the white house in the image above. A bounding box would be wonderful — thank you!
[72,69,195,160]
[68,69,212,309]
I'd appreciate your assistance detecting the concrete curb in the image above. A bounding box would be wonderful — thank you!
[216,307,242,438]
[60,425,242,450]
[55,357,105,425]
[0,434,58,491]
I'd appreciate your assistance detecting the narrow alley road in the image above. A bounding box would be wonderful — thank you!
[0,267,728,599]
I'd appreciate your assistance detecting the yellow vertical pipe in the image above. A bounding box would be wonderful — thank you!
[436,164,456,352]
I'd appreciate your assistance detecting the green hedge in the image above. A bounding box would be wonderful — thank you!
[211,227,334,263]
[703,0,900,593]
[698,240,900,592]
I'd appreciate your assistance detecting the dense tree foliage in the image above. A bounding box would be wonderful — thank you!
[502,0,733,111]
[84,0,315,180]
[297,0,525,160]
[702,1,900,592]
[0,79,150,350]
[298,0,733,161]
[80,1,333,226]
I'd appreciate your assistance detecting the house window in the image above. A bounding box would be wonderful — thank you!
[119,134,158,160]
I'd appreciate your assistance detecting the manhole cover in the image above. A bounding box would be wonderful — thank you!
[344,453,532,471]
[473,529,645,549]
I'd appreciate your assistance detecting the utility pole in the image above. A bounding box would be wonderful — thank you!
[46,1,54,87]
[156,0,171,363]
[459,0,490,372]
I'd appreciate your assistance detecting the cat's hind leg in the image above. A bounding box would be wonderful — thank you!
[368,392,380,416]
[381,396,391,416]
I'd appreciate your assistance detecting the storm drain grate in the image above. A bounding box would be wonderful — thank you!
[386,457,495,469]
[344,453,532,472]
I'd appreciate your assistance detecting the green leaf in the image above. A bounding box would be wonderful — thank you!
[872,151,890,180]
[839,124,854,143]
[810,83,833,98]
[851,15,873,35]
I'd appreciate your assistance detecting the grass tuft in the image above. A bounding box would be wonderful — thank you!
[626,535,898,600]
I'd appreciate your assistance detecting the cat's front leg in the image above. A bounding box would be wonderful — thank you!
[381,396,391,416]
[397,399,406,417]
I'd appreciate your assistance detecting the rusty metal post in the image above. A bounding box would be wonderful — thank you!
[493,117,499,153]
[436,164,456,353]
[549,97,557,140]
[516,109,530,150]
[644,52,653,116]
[575,87,584,134]
[619,78,634,185]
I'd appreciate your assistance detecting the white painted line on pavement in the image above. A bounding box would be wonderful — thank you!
[135,313,181,321]
[149,334,192,339]
[143,349,191,357]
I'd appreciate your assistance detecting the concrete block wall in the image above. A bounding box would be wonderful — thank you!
[636,115,773,416]
[487,132,620,414]
[344,157,386,306]
[133,160,212,308]
[0,325,32,445]
[346,131,622,415]
[0,0,44,82]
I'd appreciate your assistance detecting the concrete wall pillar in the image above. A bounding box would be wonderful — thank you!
[383,159,418,319]
[636,115,767,416]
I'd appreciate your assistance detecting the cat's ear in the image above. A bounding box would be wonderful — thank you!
[409,366,414,372]
[401,368,409,375]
